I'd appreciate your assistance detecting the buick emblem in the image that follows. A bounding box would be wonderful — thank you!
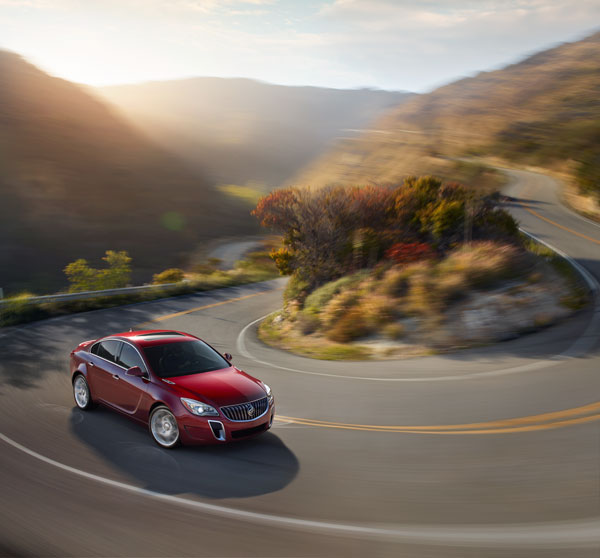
[246,404,255,417]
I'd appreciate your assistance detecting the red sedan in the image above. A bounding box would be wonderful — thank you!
[70,330,274,448]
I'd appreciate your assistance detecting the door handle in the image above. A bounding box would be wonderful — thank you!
[112,374,120,380]
[88,362,95,367]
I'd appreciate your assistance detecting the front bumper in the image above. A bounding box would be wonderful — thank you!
[178,405,275,445]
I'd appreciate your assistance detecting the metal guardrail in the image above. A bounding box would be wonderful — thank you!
[2,231,594,308]
[0,281,185,307]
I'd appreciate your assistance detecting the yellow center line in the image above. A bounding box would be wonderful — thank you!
[523,205,600,246]
[275,401,600,434]
[137,291,269,327]
[276,413,600,434]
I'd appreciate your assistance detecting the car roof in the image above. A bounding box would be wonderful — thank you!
[105,330,198,348]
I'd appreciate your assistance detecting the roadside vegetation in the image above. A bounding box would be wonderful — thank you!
[253,176,587,359]
[0,241,279,328]
[64,251,133,292]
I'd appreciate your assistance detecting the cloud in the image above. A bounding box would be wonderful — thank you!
[2,0,598,91]
[148,0,276,14]
[0,0,66,6]
[319,0,600,33]
[313,0,600,89]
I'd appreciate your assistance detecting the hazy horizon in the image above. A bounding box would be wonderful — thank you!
[1,1,598,93]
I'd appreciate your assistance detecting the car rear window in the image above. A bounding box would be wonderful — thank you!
[142,340,229,378]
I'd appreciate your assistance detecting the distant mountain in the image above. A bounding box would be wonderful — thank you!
[0,52,254,294]
[96,78,412,190]
[293,31,600,194]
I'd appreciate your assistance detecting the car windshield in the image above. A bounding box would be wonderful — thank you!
[143,340,230,378]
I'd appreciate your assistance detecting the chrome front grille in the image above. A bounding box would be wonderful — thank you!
[221,396,269,422]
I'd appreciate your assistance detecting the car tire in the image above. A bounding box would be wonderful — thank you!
[149,405,181,449]
[73,374,95,411]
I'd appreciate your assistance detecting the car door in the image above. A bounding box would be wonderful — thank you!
[111,341,150,416]
[88,340,123,405]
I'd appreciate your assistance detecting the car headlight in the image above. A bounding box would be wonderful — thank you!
[180,398,219,416]
[264,383,274,402]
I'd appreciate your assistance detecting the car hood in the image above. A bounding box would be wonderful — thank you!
[167,367,267,406]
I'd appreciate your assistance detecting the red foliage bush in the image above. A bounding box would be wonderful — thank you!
[252,176,518,291]
[385,242,436,265]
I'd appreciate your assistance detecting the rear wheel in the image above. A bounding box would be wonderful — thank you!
[149,406,180,448]
[73,375,94,410]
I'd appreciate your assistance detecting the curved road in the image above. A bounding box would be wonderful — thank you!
[1,168,599,557]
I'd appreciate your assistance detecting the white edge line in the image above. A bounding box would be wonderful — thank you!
[237,234,600,382]
[1,431,599,548]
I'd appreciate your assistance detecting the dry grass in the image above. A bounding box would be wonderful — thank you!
[436,242,524,288]
[383,323,405,340]
[256,238,584,360]
[320,290,360,329]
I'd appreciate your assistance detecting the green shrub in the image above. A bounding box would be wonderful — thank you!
[64,250,132,292]
[0,292,42,326]
[235,251,278,274]
[284,272,311,304]
[422,199,464,240]
[270,247,295,275]
[303,270,369,315]
[152,268,185,284]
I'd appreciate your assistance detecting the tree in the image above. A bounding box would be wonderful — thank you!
[63,259,97,292]
[253,176,518,292]
[97,251,132,289]
[64,250,132,292]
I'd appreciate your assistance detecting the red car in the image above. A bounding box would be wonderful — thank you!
[70,330,274,448]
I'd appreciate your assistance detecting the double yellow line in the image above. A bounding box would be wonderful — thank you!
[134,266,600,436]
[523,206,600,246]
[276,400,600,435]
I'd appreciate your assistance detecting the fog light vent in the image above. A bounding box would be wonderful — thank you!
[208,420,226,441]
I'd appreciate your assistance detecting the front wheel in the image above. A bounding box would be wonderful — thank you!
[73,374,94,410]
[149,406,180,449]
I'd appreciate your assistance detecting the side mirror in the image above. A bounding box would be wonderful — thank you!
[224,353,233,362]
[126,366,146,377]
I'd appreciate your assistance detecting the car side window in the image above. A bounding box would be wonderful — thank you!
[116,343,146,371]
[94,340,121,363]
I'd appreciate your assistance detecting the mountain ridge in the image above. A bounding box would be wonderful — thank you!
[292,30,600,193]
[0,51,254,294]
[96,77,413,190]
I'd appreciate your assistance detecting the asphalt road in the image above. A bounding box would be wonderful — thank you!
[0,168,599,557]
[207,239,264,270]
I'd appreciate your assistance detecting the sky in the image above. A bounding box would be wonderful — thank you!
[1,0,598,92]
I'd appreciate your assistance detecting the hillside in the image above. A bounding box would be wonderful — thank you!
[294,31,600,196]
[96,78,412,191]
[0,52,255,294]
